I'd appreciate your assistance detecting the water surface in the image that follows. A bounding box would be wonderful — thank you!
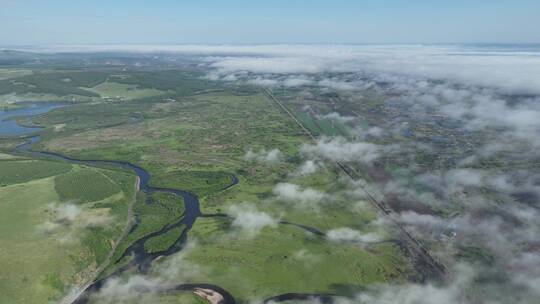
[0,103,63,136]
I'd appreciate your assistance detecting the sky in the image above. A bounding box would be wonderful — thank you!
[1,0,539,45]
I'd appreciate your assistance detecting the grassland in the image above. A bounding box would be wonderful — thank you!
[0,177,72,303]
[163,217,408,303]
[0,68,414,301]
[32,87,410,283]
[144,225,185,254]
[0,68,32,80]
[296,112,349,138]
[110,191,186,264]
[0,152,20,160]
[54,166,122,204]
[0,71,107,97]
[0,159,71,186]
[152,170,235,198]
[87,291,208,304]
[86,81,171,100]
[38,91,307,195]
[0,159,136,304]
[0,69,218,107]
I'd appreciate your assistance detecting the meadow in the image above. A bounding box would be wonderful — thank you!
[0,159,71,186]
[0,68,415,302]
[86,81,171,101]
[0,159,137,304]
[55,167,122,204]
[175,217,408,303]
[109,191,186,265]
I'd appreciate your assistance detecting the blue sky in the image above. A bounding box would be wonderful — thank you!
[1,0,539,45]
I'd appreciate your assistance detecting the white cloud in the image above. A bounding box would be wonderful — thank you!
[319,112,355,123]
[327,227,381,243]
[318,79,356,91]
[353,265,475,304]
[227,203,278,235]
[151,240,200,281]
[244,148,283,165]
[301,137,380,164]
[273,183,326,205]
[22,44,540,94]
[283,77,313,87]
[295,160,321,176]
[92,275,161,303]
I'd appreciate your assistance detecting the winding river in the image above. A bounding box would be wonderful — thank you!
[4,103,339,304]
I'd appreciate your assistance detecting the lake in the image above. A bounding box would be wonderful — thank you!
[0,103,63,136]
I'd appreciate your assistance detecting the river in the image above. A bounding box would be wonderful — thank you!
[4,102,338,304]
[0,103,64,136]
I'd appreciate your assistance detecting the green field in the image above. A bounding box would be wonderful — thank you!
[144,225,185,253]
[0,159,71,186]
[34,86,408,302]
[0,68,415,302]
[0,152,19,160]
[110,191,186,264]
[0,160,136,304]
[161,217,408,302]
[296,112,349,137]
[0,68,33,80]
[86,81,171,100]
[152,170,235,198]
[54,166,122,204]
[87,290,208,304]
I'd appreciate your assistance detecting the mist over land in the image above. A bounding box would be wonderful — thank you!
[1,42,539,303]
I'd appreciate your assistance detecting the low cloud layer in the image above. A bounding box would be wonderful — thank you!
[22,44,540,94]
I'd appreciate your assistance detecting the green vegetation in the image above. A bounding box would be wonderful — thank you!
[110,70,221,95]
[144,225,185,253]
[31,103,136,131]
[176,217,409,302]
[0,159,71,186]
[0,157,136,304]
[0,152,19,160]
[87,291,208,304]
[296,111,348,137]
[0,68,33,80]
[0,67,414,302]
[457,246,495,266]
[54,167,122,204]
[0,71,108,97]
[0,177,69,303]
[152,170,234,198]
[38,91,307,199]
[87,81,171,100]
[111,192,185,263]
